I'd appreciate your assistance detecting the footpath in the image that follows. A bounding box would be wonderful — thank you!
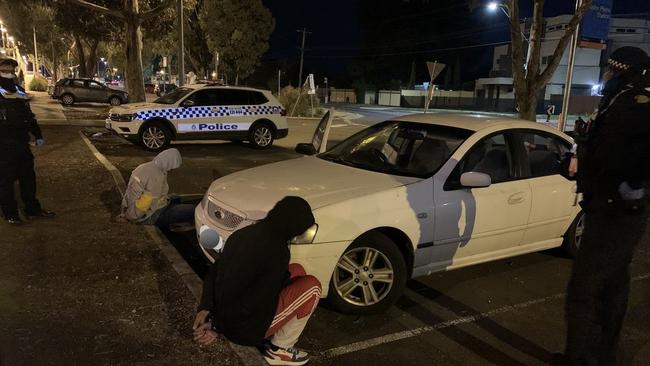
[0,126,242,366]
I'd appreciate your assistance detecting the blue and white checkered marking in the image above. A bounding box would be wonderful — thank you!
[134,105,284,121]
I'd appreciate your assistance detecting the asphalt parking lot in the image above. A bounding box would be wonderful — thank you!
[86,117,650,366]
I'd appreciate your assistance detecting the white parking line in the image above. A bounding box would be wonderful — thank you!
[320,272,650,359]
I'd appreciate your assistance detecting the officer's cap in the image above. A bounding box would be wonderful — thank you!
[608,47,648,71]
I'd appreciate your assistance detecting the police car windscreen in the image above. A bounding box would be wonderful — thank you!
[154,87,193,104]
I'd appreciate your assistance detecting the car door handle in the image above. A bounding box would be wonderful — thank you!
[508,192,526,205]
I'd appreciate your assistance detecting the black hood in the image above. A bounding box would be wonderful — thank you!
[264,196,315,241]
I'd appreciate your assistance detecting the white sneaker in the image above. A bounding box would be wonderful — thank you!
[262,343,310,366]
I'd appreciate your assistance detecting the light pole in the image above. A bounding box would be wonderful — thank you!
[177,0,185,86]
[487,1,533,77]
[558,0,583,132]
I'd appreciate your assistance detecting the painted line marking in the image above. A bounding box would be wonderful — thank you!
[80,130,267,366]
[320,272,650,359]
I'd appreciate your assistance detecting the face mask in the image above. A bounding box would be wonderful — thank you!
[0,72,15,79]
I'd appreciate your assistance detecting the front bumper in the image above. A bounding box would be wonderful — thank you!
[105,119,140,141]
[194,201,349,297]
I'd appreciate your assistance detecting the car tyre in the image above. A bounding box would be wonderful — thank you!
[328,231,407,314]
[249,122,274,149]
[109,96,122,106]
[61,94,75,106]
[562,211,585,258]
[139,122,172,152]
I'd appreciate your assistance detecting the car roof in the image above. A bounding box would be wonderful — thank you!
[393,113,571,138]
[184,84,271,93]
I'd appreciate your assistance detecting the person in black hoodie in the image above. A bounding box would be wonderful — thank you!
[556,47,650,365]
[193,196,321,366]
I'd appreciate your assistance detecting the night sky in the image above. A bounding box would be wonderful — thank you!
[259,0,650,88]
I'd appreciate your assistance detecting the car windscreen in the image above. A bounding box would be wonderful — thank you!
[319,121,473,178]
[153,87,194,104]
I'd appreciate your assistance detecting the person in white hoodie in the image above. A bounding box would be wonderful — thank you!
[120,148,194,230]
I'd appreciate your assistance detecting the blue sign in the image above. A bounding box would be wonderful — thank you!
[581,0,613,41]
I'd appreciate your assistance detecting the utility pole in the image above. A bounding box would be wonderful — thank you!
[177,0,185,86]
[278,69,281,95]
[214,50,219,81]
[296,28,311,90]
[33,26,39,77]
[558,0,583,132]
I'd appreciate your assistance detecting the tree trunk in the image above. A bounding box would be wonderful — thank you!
[86,40,99,77]
[517,91,538,121]
[75,35,88,77]
[125,17,145,102]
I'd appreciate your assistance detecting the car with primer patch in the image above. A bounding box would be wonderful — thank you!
[195,112,584,314]
[105,84,287,151]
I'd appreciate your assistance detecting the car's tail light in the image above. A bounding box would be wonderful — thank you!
[280,109,287,116]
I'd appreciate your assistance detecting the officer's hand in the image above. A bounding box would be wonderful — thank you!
[36,139,45,146]
[619,182,645,201]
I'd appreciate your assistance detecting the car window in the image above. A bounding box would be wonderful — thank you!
[446,133,513,189]
[517,131,571,178]
[187,90,218,106]
[320,121,471,178]
[154,87,194,104]
[248,91,268,105]
[71,80,85,87]
[211,89,249,105]
[88,81,104,89]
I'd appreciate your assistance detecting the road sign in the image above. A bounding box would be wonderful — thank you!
[307,74,316,95]
[162,56,168,67]
[426,61,446,81]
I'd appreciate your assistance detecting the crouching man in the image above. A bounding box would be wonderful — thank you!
[194,196,321,366]
[120,148,195,231]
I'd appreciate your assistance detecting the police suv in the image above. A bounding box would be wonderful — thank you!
[106,84,288,151]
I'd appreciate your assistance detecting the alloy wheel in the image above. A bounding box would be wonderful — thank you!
[142,126,166,150]
[253,127,272,147]
[333,247,394,306]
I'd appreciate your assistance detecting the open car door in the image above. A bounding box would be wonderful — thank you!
[295,109,334,155]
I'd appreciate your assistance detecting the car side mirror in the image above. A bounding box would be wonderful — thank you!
[181,99,195,107]
[460,172,492,188]
[295,143,317,155]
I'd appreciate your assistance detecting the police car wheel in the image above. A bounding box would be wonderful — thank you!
[139,124,171,151]
[249,124,274,149]
[109,96,121,106]
[562,211,585,258]
[61,94,74,106]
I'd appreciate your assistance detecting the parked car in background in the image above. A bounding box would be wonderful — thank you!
[195,113,583,314]
[51,78,128,106]
[106,84,288,151]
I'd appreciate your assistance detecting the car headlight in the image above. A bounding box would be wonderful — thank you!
[290,224,318,244]
[110,113,134,122]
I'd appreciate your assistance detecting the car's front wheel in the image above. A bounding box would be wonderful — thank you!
[60,94,75,106]
[139,123,172,152]
[328,232,407,314]
[109,96,122,106]
[249,122,274,149]
[563,211,585,258]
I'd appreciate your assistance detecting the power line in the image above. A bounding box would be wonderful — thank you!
[305,40,512,59]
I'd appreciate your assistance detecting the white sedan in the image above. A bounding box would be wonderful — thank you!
[195,112,583,314]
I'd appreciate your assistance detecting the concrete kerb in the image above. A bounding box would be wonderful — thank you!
[78,131,268,366]
[40,119,106,127]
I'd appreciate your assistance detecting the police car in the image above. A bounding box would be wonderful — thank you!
[105,84,288,151]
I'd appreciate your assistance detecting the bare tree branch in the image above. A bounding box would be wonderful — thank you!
[506,0,527,94]
[142,0,177,20]
[538,0,593,86]
[526,0,545,84]
[64,0,124,19]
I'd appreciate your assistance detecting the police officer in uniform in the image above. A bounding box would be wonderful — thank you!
[558,47,650,365]
[0,57,54,225]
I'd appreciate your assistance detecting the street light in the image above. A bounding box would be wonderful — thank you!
[487,1,533,77]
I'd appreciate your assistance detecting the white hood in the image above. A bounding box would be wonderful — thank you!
[207,156,420,220]
[154,148,182,172]
[110,102,163,113]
